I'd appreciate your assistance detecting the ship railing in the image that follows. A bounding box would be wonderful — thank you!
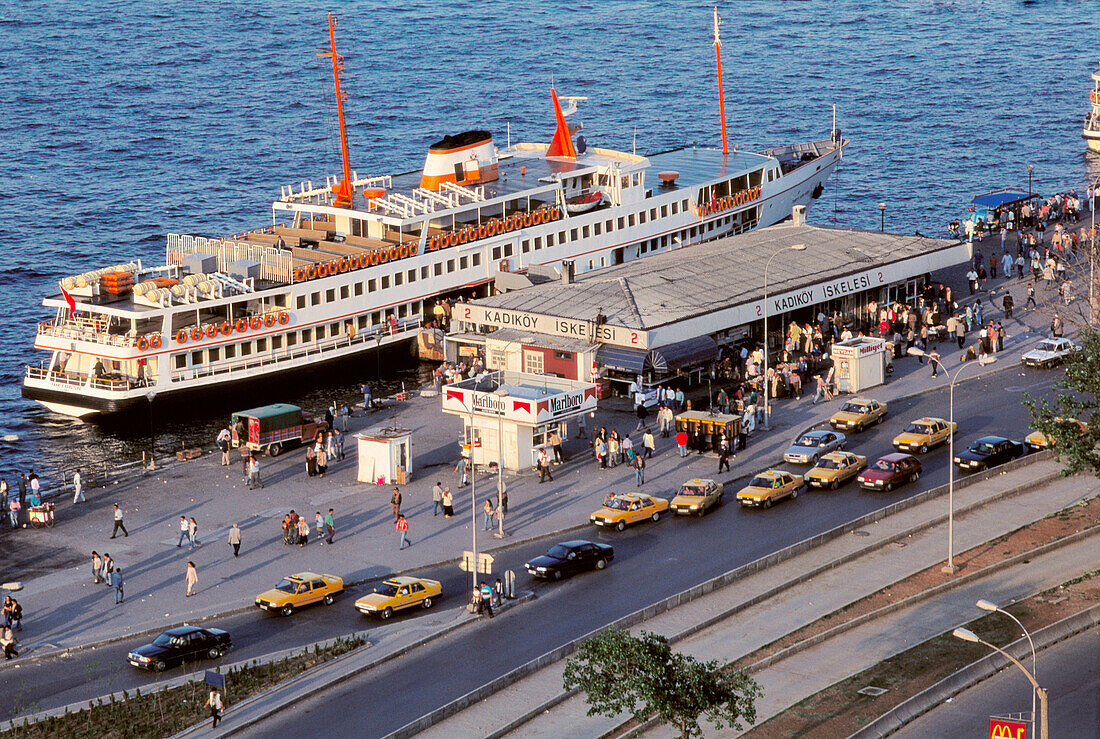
[25,364,144,392]
[37,320,137,347]
[170,316,423,383]
[166,234,294,285]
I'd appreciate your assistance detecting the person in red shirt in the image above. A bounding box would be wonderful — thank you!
[676,429,688,458]
[396,514,411,549]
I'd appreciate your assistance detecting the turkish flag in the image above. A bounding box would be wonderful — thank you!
[60,286,76,313]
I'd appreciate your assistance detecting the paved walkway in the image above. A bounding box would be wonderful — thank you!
[409,465,1095,738]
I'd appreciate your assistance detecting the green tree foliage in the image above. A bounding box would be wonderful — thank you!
[562,627,762,738]
[1025,327,1100,475]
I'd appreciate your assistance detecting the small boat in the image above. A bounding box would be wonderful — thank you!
[1084,59,1100,153]
[565,191,604,214]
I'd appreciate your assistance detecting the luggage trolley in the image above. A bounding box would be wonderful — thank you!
[675,411,741,453]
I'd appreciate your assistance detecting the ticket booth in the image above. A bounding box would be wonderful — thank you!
[356,427,413,485]
[831,337,887,393]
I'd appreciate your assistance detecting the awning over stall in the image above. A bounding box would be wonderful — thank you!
[646,335,719,373]
[597,344,647,374]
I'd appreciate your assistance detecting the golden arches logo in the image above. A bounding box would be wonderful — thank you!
[989,718,1027,739]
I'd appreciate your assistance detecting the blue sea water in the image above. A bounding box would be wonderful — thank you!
[1,0,1098,480]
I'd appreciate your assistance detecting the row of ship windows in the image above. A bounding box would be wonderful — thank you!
[579,211,757,269]
[294,255,488,309]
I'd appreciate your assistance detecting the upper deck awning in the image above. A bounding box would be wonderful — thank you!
[971,189,1037,209]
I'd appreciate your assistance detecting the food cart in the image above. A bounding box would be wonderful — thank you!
[675,411,741,453]
[29,503,55,528]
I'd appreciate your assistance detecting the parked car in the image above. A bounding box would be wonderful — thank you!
[355,576,441,619]
[829,397,888,433]
[736,470,803,508]
[857,453,922,491]
[954,436,1027,472]
[525,540,614,580]
[805,451,867,490]
[1021,337,1081,368]
[255,572,344,616]
[1024,419,1088,451]
[670,478,724,516]
[127,626,232,672]
[892,417,957,453]
[590,493,670,531]
[783,430,846,465]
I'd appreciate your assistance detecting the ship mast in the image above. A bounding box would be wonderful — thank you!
[320,14,354,208]
[713,7,729,155]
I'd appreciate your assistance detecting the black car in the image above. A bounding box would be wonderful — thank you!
[953,436,1027,472]
[525,540,614,580]
[127,626,232,671]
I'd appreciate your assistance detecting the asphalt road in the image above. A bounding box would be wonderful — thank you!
[896,626,1099,738]
[248,370,1063,737]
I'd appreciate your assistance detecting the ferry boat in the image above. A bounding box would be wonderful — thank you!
[23,14,847,418]
[1085,59,1100,152]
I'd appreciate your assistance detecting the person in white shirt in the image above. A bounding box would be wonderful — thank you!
[72,469,84,504]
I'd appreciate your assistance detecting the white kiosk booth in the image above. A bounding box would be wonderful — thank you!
[441,370,598,471]
[832,337,887,393]
[356,427,413,485]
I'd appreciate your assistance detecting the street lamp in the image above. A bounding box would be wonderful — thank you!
[762,243,808,429]
[1027,164,1034,201]
[977,598,1038,723]
[879,202,886,233]
[493,387,509,539]
[952,627,1049,739]
[146,390,157,470]
[907,348,995,573]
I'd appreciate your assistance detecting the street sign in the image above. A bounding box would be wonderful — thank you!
[459,551,494,574]
[989,717,1028,739]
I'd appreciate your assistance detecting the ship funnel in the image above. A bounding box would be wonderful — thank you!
[420,130,498,191]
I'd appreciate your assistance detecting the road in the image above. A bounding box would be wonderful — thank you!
[897,626,1099,738]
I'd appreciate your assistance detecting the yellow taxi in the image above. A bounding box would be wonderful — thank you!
[829,397,888,433]
[892,417,957,454]
[670,479,724,516]
[354,576,442,619]
[1025,419,1088,451]
[805,451,867,490]
[590,493,670,531]
[255,572,344,616]
[736,470,803,508]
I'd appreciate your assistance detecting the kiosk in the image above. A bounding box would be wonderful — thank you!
[675,411,741,453]
[831,337,887,393]
[356,427,413,485]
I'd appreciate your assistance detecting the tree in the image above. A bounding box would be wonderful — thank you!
[562,627,762,738]
[1024,327,1100,476]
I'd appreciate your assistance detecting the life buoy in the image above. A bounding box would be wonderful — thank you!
[486,220,498,237]
[264,313,277,328]
[398,244,409,259]
[407,240,419,256]
[137,335,149,351]
[316,262,328,278]
[521,213,532,228]
[191,327,204,342]
[176,329,188,344]
[328,260,340,275]
[534,210,546,225]
[306,264,318,280]
[149,334,162,349]
[338,258,348,273]
[475,224,485,241]
[366,249,377,265]
[458,228,469,244]
[233,318,246,333]
[206,325,219,339]
[278,312,289,325]
[294,267,308,282]
[249,316,262,330]
[220,322,232,336]
[551,207,561,220]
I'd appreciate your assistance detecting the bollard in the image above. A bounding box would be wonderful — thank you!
[504,570,515,600]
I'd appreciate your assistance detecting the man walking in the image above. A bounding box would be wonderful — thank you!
[633,454,646,486]
[396,514,411,549]
[247,455,263,489]
[17,474,26,510]
[228,523,242,557]
[110,504,128,538]
[324,508,335,544]
[1002,290,1014,319]
[642,429,655,459]
[72,469,84,504]
[390,487,402,521]
[718,435,731,473]
[1026,283,1037,308]
[111,567,124,604]
[455,457,469,487]
[955,316,966,349]
[537,448,553,483]
[216,427,231,466]
[432,481,444,516]
[929,346,941,377]
[177,516,189,548]
[549,430,565,463]
[205,688,224,729]
[361,382,372,411]
[1051,313,1064,337]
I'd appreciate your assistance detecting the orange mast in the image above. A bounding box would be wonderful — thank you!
[713,7,729,155]
[320,14,354,207]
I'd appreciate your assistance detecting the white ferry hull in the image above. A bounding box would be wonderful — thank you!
[1085,128,1100,153]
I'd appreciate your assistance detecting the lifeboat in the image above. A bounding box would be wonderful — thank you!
[565,191,604,214]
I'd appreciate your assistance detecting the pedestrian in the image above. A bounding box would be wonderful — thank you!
[102,553,114,587]
[658,404,673,437]
[0,478,7,512]
[635,402,648,431]
[72,468,84,504]
[718,435,731,472]
[111,567,124,604]
[497,479,508,514]
[966,267,978,294]
[442,487,454,518]
[2,597,16,629]
[642,429,655,459]
[325,508,335,544]
[305,445,317,477]
[216,427,231,466]
[185,561,198,597]
[455,456,469,486]
[297,516,309,546]
[228,523,242,557]
[1051,313,1064,337]
[391,487,402,521]
[482,498,495,530]
[110,503,128,538]
[676,428,688,457]
[929,346,941,377]
[339,402,349,432]
[5,598,21,632]
[955,317,965,350]
[281,514,292,545]
[576,412,587,439]
[633,453,646,486]
[537,447,553,482]
[333,428,345,460]
[316,442,328,478]
[1026,283,1037,308]
[594,436,606,468]
[17,473,26,509]
[812,374,827,404]
[28,471,39,502]
[432,482,444,516]
[188,517,199,548]
[2,627,18,660]
[361,382,372,410]
[92,550,103,584]
[314,511,325,543]
[247,454,263,489]
[176,515,189,547]
[1002,291,1014,319]
[607,434,619,468]
[396,514,411,549]
[479,581,494,618]
[549,430,565,463]
[325,430,336,464]
[205,688,224,729]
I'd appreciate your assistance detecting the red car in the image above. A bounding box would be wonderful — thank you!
[857,453,922,492]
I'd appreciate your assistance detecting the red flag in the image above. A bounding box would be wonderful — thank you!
[60,286,76,313]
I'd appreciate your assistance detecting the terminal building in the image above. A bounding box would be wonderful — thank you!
[447,207,971,394]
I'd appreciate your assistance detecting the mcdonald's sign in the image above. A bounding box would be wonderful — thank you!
[989,717,1027,739]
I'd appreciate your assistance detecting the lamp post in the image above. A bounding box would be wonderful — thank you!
[879,202,886,233]
[493,387,509,538]
[907,348,995,573]
[977,599,1038,722]
[1027,164,1034,201]
[145,390,157,470]
[953,627,1048,739]
[762,243,807,430]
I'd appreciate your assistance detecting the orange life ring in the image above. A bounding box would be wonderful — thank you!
[234,318,246,333]
[220,322,232,336]
[388,245,398,261]
[149,334,162,349]
[176,329,188,344]
[458,228,469,244]
[407,240,419,256]
[533,210,546,225]
[206,325,219,339]
[249,316,262,330]
[378,248,389,264]
[521,213,532,228]
[316,262,328,278]
[352,254,363,269]
[137,335,149,351]
[337,258,348,273]
[476,224,487,240]
[191,327,204,342]
[264,313,277,328]
[551,207,561,220]
[278,312,289,325]
[306,264,318,280]
[328,260,339,275]
[398,244,409,259]
[486,220,498,237]
[364,250,375,265]
[294,267,308,282]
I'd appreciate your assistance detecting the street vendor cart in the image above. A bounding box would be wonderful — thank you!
[675,411,741,453]
[29,503,55,528]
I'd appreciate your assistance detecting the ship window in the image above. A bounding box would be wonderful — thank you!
[447,259,456,272]
[225,344,236,359]
[372,311,381,325]
[354,282,363,296]
[286,333,297,347]
[582,226,590,238]
[628,214,636,227]
[503,244,513,257]
[492,246,501,260]
[454,163,464,181]
[330,322,340,336]
[191,350,203,366]
[521,240,530,253]
[471,253,481,266]
[209,347,220,362]
[545,233,554,247]
[340,285,349,299]
[639,212,646,224]
[357,315,367,330]
[316,325,326,340]
[558,230,566,243]
[326,289,335,303]
[407,269,415,283]
[302,328,313,343]
[398,304,407,318]
[650,208,658,219]
[241,342,252,357]
[660,205,668,218]
[174,354,186,369]
[271,335,282,350]
[255,338,266,353]
[617,217,625,229]
[368,279,377,292]
[533,237,542,250]
[671,202,678,215]
[381,276,390,289]
[460,255,469,269]
[420,266,429,280]
[601,257,606,267]
[767,169,774,182]
[568,228,577,241]
[311,292,321,307]
[296,295,306,310]
[434,262,442,276]
[394,272,403,286]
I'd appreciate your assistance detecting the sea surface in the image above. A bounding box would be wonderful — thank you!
[1,0,1098,483]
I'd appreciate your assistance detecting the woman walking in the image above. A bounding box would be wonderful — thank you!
[316,442,328,479]
[185,561,198,597]
[188,517,199,549]
[297,516,309,546]
[91,551,103,584]
[305,446,317,477]
[442,487,454,518]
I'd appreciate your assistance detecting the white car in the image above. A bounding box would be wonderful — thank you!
[1021,337,1080,368]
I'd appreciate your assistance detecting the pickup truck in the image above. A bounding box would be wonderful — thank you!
[231,403,328,457]
[953,435,1027,472]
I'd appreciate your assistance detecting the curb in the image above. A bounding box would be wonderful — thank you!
[381,452,1060,739]
[849,603,1100,739]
